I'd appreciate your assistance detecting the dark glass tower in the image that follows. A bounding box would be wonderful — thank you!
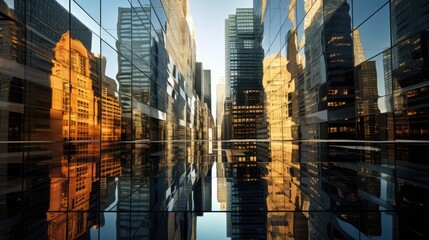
[225,8,264,162]
[391,0,429,238]
[225,7,268,240]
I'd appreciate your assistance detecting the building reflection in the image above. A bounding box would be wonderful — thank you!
[1,0,429,239]
[224,155,268,239]
[262,49,307,238]
[0,1,30,238]
[391,0,429,238]
[47,32,98,240]
[256,0,429,239]
[0,0,93,238]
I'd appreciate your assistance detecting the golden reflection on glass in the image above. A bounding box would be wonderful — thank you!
[48,32,96,239]
[100,72,122,178]
[263,48,304,237]
[162,0,195,82]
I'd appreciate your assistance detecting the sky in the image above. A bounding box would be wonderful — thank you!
[189,0,253,118]
[196,164,229,239]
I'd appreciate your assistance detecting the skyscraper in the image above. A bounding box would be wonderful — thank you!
[203,69,212,111]
[216,76,226,140]
[225,8,264,162]
[391,0,429,237]
[195,62,212,111]
[224,7,268,239]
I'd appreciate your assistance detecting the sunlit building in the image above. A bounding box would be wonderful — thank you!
[97,55,122,181]
[0,0,92,238]
[47,31,97,240]
[0,0,214,239]
[256,0,429,238]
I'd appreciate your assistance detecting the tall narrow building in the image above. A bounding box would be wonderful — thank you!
[225,7,268,239]
[225,8,264,162]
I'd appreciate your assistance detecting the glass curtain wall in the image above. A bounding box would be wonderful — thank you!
[258,0,429,239]
[0,0,214,239]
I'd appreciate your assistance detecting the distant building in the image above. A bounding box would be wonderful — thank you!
[216,76,226,140]
[203,69,212,111]
[195,62,212,112]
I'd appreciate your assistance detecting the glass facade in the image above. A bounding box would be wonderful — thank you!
[224,8,265,162]
[0,0,214,239]
[0,0,429,239]
[258,0,429,239]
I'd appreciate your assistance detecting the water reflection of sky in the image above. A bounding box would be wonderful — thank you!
[197,163,230,240]
[197,213,230,240]
[90,162,230,239]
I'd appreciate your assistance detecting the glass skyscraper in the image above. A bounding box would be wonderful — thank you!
[0,0,214,239]
[256,0,429,239]
[224,8,265,162]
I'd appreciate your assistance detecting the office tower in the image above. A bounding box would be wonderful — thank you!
[216,76,226,140]
[225,8,264,162]
[305,1,358,238]
[203,69,212,112]
[117,6,151,104]
[391,0,429,238]
[262,54,298,238]
[116,6,151,141]
[195,62,204,100]
[225,7,268,239]
[115,6,150,239]
[355,61,380,138]
[257,0,307,237]
[381,50,395,116]
[195,63,212,112]
[383,50,393,96]
[391,0,429,140]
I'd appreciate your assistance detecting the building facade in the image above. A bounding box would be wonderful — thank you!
[0,0,214,239]
[257,0,429,239]
[224,8,265,162]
